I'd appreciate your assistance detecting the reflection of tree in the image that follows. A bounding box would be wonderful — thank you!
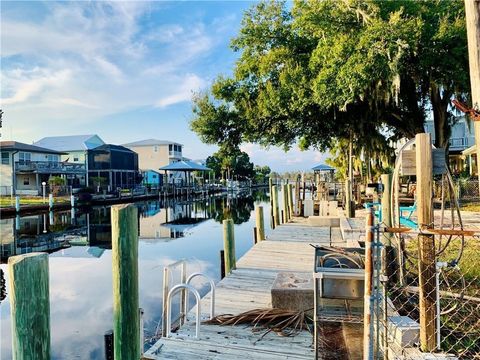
[253,189,269,202]
[211,196,255,225]
[0,269,6,303]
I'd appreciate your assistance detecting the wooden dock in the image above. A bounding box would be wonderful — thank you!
[144,219,355,359]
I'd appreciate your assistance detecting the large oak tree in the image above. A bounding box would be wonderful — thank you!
[191,0,469,162]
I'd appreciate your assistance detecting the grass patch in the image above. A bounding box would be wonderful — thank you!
[460,202,480,212]
[0,196,70,207]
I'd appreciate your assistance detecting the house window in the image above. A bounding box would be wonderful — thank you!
[23,177,30,185]
[152,174,157,178]
[1,152,9,165]
[47,154,59,163]
[73,157,79,162]
[19,152,31,164]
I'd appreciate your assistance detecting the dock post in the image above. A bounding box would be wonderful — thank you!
[70,194,75,208]
[49,194,54,209]
[220,250,226,279]
[269,177,274,229]
[272,185,280,227]
[15,196,20,212]
[282,184,289,222]
[111,204,140,360]
[381,174,396,283]
[104,330,114,360]
[8,252,50,359]
[415,133,436,351]
[253,227,258,244]
[288,184,294,219]
[222,219,236,274]
[363,208,374,360]
[255,206,265,241]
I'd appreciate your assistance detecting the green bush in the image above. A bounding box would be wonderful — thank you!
[48,176,66,186]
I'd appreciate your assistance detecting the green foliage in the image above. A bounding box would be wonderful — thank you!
[254,165,271,183]
[206,146,255,179]
[48,176,66,186]
[191,0,469,174]
[90,176,108,186]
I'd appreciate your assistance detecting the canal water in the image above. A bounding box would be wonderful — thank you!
[0,191,270,359]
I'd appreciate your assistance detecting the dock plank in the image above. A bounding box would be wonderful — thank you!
[145,221,349,359]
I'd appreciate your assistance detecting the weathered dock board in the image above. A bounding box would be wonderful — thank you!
[145,223,348,359]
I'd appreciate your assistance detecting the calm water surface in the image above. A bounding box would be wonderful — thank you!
[0,191,270,359]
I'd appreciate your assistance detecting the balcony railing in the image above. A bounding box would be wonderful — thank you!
[449,136,475,150]
[168,151,182,158]
[15,161,86,174]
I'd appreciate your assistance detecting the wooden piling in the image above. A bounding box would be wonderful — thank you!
[222,219,236,274]
[15,196,20,212]
[295,179,301,216]
[288,184,294,219]
[363,209,374,360]
[48,194,54,209]
[465,0,480,192]
[282,184,289,222]
[271,185,280,227]
[253,227,258,244]
[415,133,437,352]
[380,173,397,285]
[255,206,265,241]
[8,252,50,359]
[220,250,226,279]
[111,204,140,360]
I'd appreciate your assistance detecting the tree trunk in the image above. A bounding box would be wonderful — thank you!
[431,84,451,149]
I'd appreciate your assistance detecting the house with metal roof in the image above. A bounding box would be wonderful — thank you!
[33,135,105,188]
[122,139,184,184]
[34,134,104,164]
[0,141,85,195]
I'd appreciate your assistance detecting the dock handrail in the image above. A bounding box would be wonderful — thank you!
[160,259,187,336]
[165,284,201,339]
[186,272,216,319]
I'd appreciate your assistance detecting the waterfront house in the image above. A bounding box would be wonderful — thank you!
[0,141,85,195]
[142,169,163,188]
[87,144,141,190]
[122,139,183,184]
[424,116,476,175]
[33,135,105,187]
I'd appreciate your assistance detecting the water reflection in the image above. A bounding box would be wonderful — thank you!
[0,191,270,360]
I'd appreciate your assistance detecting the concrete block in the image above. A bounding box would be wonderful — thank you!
[271,272,313,313]
[308,216,340,227]
[304,199,314,217]
[388,316,420,347]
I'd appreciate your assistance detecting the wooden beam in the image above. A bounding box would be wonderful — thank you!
[223,219,236,274]
[465,0,480,192]
[415,133,437,352]
[255,206,265,241]
[111,204,140,360]
[9,253,50,360]
[363,208,374,360]
[271,185,280,227]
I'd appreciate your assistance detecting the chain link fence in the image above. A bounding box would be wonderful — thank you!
[368,222,480,359]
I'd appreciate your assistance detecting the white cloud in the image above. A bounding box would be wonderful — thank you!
[2,69,71,105]
[155,74,206,108]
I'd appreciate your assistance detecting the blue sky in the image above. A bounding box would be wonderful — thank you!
[1,1,326,171]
